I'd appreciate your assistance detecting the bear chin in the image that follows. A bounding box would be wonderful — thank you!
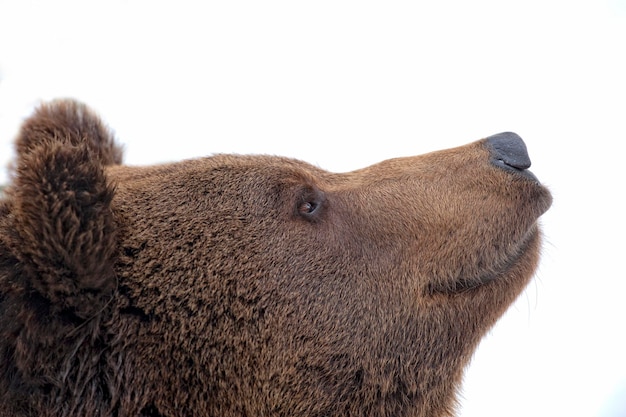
[431,224,542,294]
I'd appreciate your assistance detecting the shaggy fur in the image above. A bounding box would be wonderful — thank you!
[0,100,552,417]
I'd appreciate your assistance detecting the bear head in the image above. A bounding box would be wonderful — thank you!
[0,100,552,417]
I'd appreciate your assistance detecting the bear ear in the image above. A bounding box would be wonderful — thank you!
[9,99,120,317]
[15,99,123,166]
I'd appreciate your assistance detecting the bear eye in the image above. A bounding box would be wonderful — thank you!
[298,201,318,215]
[295,187,325,221]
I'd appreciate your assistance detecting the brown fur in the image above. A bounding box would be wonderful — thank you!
[0,100,552,417]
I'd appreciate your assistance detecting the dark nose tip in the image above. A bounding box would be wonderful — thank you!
[486,132,531,171]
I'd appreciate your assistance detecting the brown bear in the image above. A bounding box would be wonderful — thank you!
[0,100,552,417]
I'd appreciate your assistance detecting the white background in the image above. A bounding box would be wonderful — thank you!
[1,1,625,416]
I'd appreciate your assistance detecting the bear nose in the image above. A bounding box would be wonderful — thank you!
[486,132,532,171]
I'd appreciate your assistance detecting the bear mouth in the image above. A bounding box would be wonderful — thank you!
[430,226,539,294]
